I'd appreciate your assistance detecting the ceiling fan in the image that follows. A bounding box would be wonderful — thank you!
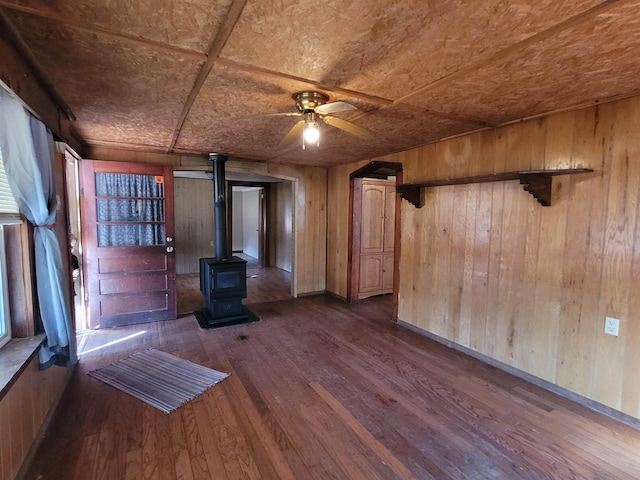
[275,91,374,149]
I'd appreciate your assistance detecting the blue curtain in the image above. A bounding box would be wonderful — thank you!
[0,87,74,368]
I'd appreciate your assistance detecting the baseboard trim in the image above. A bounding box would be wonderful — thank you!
[325,290,347,302]
[397,320,640,431]
[296,290,326,298]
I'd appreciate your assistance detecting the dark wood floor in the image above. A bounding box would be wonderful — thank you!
[26,294,640,479]
[176,261,292,316]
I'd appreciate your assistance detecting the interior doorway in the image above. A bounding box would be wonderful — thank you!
[348,162,403,320]
[229,184,265,266]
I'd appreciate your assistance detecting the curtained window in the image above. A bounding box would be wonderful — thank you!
[0,230,10,349]
[0,147,20,349]
[0,86,74,368]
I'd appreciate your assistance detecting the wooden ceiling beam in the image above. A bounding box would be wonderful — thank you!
[167,0,248,153]
[0,2,206,60]
[394,0,627,106]
[215,58,394,108]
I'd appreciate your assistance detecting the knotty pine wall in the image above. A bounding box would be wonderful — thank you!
[327,95,640,419]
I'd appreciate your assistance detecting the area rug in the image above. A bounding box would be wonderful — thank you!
[88,348,229,414]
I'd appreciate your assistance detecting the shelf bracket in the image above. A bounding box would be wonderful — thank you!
[397,168,593,208]
[398,186,425,208]
[519,173,552,206]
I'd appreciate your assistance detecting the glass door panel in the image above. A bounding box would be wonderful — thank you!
[94,173,166,247]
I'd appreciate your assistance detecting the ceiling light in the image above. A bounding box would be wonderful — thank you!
[302,112,320,149]
[303,122,319,144]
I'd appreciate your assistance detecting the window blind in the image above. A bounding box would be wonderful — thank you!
[0,148,21,223]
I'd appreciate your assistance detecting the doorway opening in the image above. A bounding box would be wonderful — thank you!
[64,149,86,331]
[173,171,295,315]
[348,161,403,320]
[229,183,266,267]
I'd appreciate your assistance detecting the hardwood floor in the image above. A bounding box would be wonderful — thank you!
[25,294,640,479]
[176,262,292,315]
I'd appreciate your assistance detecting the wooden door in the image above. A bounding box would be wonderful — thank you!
[80,160,176,328]
[358,179,395,299]
[360,183,386,254]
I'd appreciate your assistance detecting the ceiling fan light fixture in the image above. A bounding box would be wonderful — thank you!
[303,121,320,147]
[302,111,320,149]
[278,91,372,150]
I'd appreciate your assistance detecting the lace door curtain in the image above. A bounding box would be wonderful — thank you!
[95,172,165,247]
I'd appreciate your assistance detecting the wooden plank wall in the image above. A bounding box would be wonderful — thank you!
[173,177,215,275]
[327,95,640,419]
[268,180,293,272]
[0,356,68,480]
[269,164,327,296]
[174,164,326,296]
[326,160,368,298]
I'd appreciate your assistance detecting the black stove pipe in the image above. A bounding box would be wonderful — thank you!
[210,153,228,260]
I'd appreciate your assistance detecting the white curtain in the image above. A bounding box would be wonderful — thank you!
[0,87,74,368]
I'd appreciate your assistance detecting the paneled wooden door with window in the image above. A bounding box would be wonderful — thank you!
[80,160,176,328]
[358,178,395,299]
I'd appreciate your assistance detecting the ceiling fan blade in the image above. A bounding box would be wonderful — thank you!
[244,112,302,119]
[279,120,305,147]
[322,115,374,140]
[315,101,357,115]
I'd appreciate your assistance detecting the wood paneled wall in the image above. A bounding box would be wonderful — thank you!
[327,95,640,419]
[174,177,215,275]
[269,164,327,296]
[326,160,368,298]
[174,164,326,296]
[0,354,69,480]
[268,180,293,273]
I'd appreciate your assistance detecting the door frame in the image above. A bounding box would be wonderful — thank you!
[347,162,403,320]
[227,181,270,266]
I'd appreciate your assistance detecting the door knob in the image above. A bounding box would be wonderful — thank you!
[166,246,174,253]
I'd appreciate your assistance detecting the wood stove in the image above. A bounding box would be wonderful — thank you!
[198,153,249,326]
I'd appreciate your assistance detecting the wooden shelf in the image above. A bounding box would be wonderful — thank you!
[396,168,593,208]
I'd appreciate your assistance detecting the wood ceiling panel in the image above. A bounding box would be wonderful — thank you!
[3,0,640,165]
[174,64,382,161]
[402,1,640,125]
[8,12,204,149]
[1,0,231,53]
[176,65,470,164]
[220,0,603,100]
[270,109,471,166]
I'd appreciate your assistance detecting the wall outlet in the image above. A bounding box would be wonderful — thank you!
[604,316,620,336]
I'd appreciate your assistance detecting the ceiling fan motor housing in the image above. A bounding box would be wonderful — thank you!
[293,91,330,112]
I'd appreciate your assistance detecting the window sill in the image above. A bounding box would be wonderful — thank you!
[0,334,45,400]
